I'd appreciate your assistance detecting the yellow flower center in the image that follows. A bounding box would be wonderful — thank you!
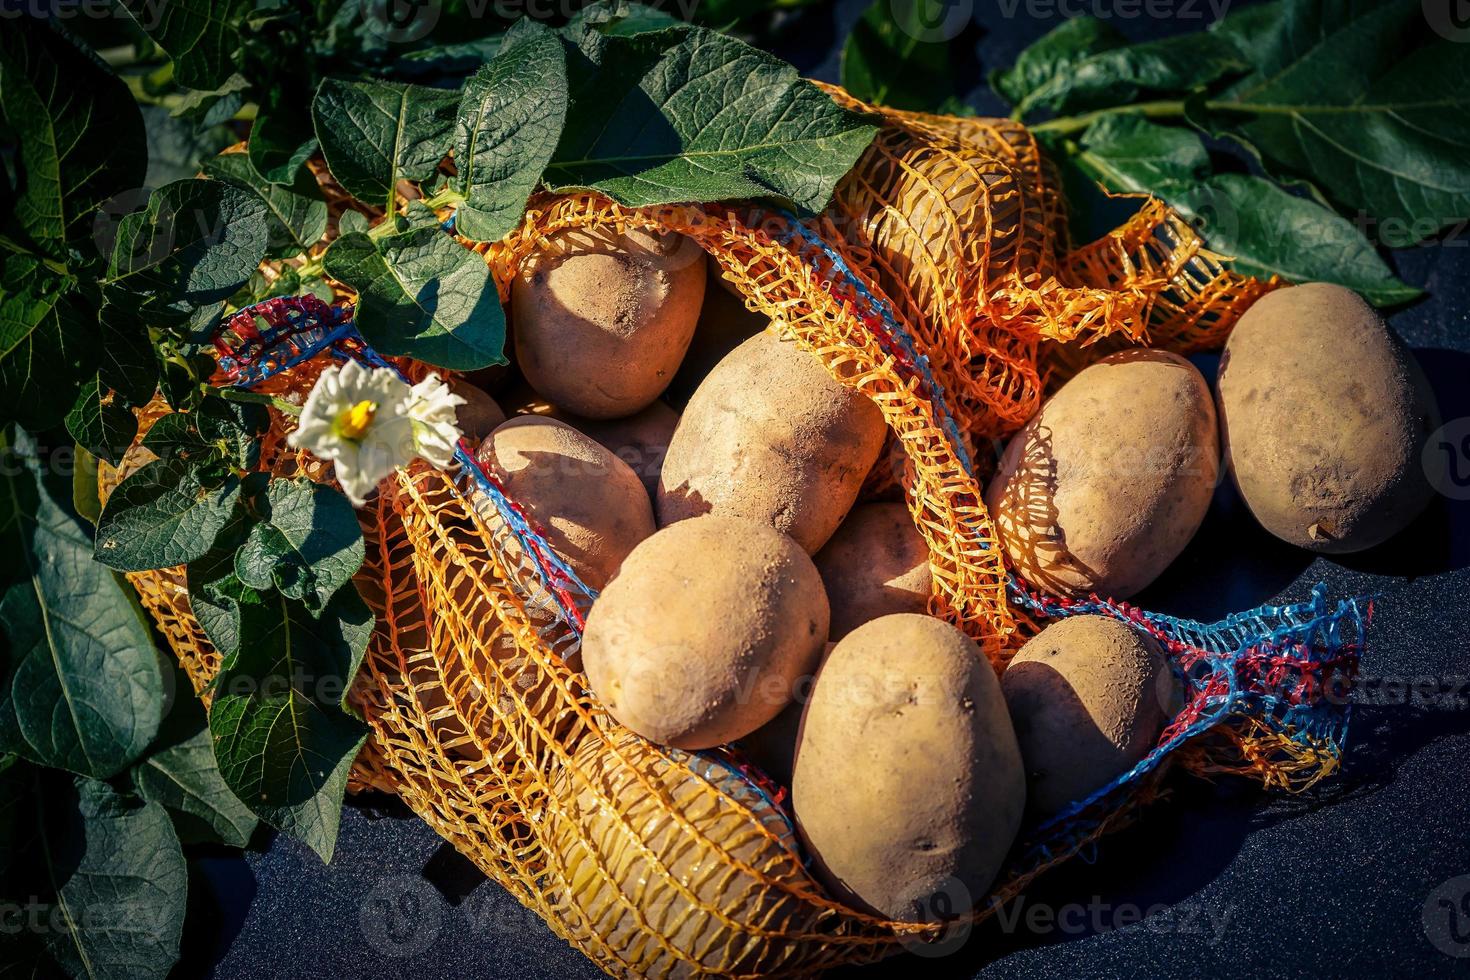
[334,399,378,441]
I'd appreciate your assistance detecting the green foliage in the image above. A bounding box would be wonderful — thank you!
[841,0,968,113]
[999,0,1462,301]
[203,152,329,259]
[2,768,187,980]
[233,478,365,613]
[0,431,166,779]
[323,206,508,369]
[312,78,459,210]
[94,458,243,572]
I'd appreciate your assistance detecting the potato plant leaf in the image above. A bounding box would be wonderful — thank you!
[246,105,320,186]
[1067,115,1419,306]
[94,457,243,572]
[0,21,147,258]
[233,478,365,613]
[452,20,569,243]
[116,0,251,91]
[990,16,1124,109]
[0,431,165,779]
[2,770,187,980]
[841,0,966,113]
[544,25,878,212]
[312,78,460,210]
[323,213,507,370]
[134,675,258,848]
[0,260,100,430]
[208,589,372,862]
[65,375,139,466]
[1200,0,1470,247]
[185,521,261,661]
[105,179,272,305]
[204,152,329,260]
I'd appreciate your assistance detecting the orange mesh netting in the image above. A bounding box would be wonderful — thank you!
[100,95,1316,977]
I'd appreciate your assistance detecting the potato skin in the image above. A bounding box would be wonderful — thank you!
[664,260,767,408]
[546,730,810,977]
[1217,283,1439,553]
[512,226,706,419]
[792,614,1025,921]
[1001,616,1174,816]
[984,349,1219,599]
[582,515,829,750]
[814,503,932,639]
[657,331,887,554]
[448,378,506,442]
[551,401,679,500]
[476,416,655,590]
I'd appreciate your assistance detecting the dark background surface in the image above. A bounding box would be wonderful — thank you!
[186,2,1470,977]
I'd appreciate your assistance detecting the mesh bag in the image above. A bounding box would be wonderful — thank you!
[100,97,1366,977]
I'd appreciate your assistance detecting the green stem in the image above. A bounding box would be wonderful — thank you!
[1028,99,1190,137]
[212,387,302,416]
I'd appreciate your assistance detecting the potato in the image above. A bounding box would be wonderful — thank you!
[984,349,1218,599]
[475,416,655,590]
[546,730,810,977]
[738,641,832,786]
[658,331,887,554]
[549,401,678,499]
[581,515,829,749]
[448,377,506,443]
[512,226,706,419]
[1217,283,1439,552]
[792,614,1025,921]
[664,261,767,407]
[1002,615,1175,816]
[815,503,932,639]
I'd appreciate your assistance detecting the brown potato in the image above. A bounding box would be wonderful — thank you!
[664,260,767,407]
[985,349,1218,599]
[581,515,829,750]
[814,503,932,639]
[1002,615,1175,816]
[738,641,832,786]
[448,377,506,443]
[545,730,810,976]
[792,614,1025,921]
[512,226,706,419]
[1217,283,1439,552]
[658,331,887,554]
[548,401,678,499]
[476,416,655,590]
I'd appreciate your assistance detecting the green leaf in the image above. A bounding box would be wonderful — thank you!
[0,21,147,257]
[0,260,100,430]
[184,517,259,660]
[3,771,186,980]
[247,106,320,186]
[322,215,507,370]
[0,430,165,779]
[1069,116,1419,307]
[99,302,159,408]
[1002,17,1248,117]
[72,445,102,526]
[567,0,684,36]
[451,21,568,243]
[94,457,242,572]
[65,375,139,466]
[841,0,964,113]
[117,0,251,90]
[544,25,878,212]
[134,673,258,847]
[197,398,269,471]
[233,478,365,612]
[209,589,372,862]
[990,17,1124,109]
[1202,0,1470,246]
[105,179,272,305]
[205,153,328,261]
[311,78,459,209]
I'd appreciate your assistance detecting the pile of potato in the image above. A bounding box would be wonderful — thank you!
[463,225,1439,923]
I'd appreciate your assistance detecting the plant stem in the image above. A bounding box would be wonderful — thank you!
[212,387,301,416]
[1028,99,1191,137]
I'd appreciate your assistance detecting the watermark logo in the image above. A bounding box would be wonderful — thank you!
[1423,874,1470,957]
[1424,417,1470,501]
[359,0,441,43]
[1425,0,1470,42]
[887,0,974,43]
[360,874,443,957]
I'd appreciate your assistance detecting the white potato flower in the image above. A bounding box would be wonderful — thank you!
[287,361,466,506]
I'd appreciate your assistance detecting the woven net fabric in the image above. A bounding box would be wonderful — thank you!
[100,96,1362,977]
